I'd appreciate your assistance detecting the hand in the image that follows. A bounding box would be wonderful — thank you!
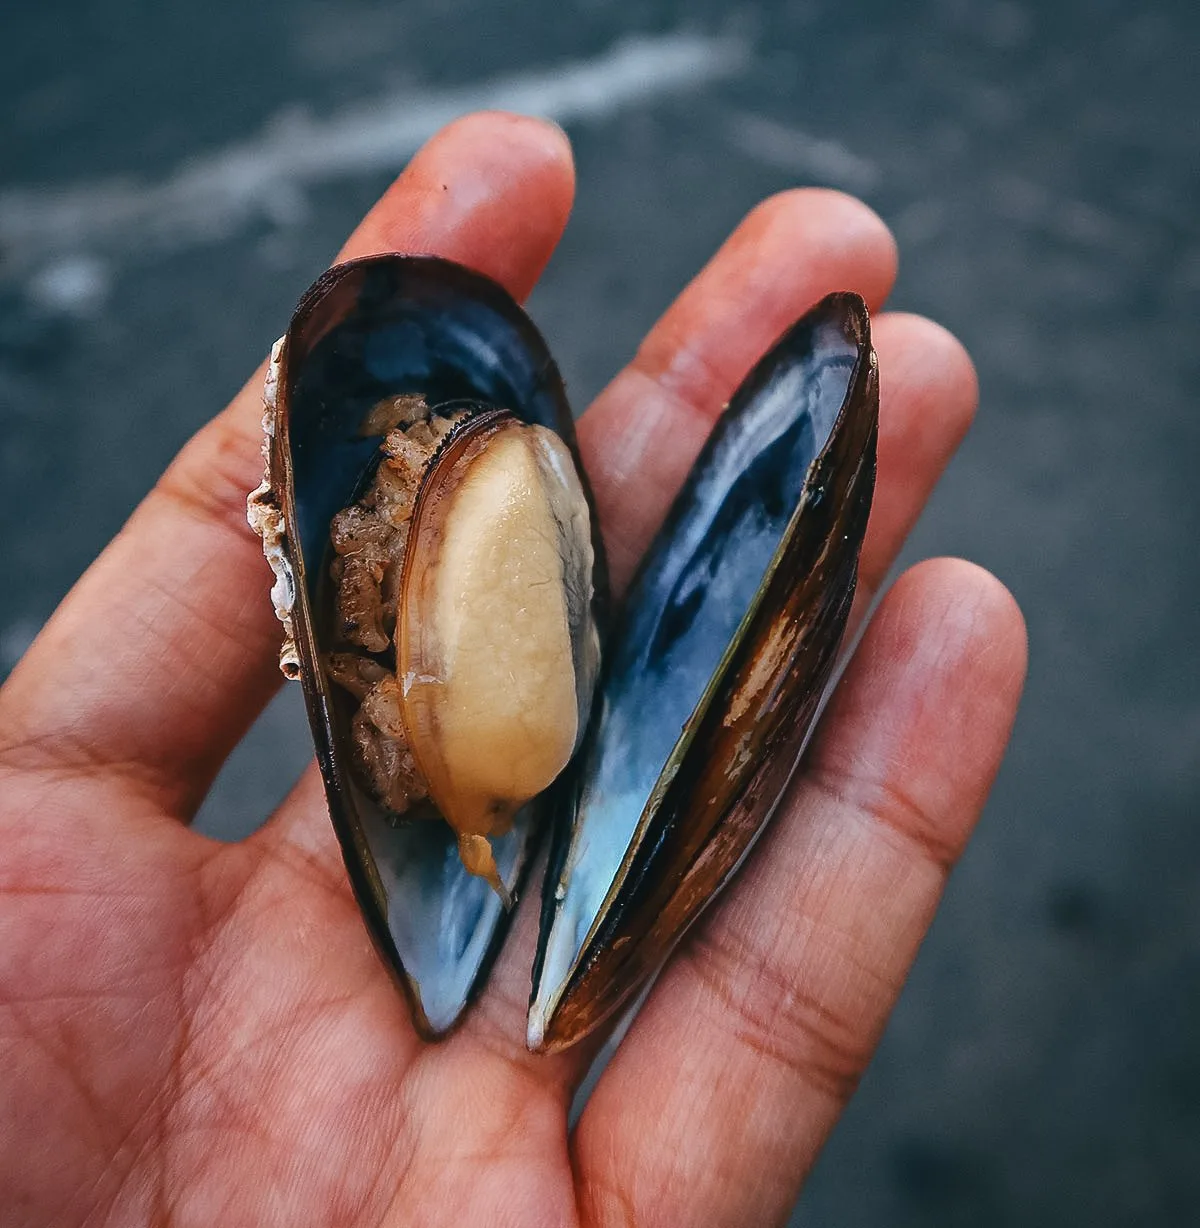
[0,112,1026,1227]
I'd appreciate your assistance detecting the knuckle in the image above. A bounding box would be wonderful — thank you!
[152,413,263,541]
[812,764,963,872]
[683,921,873,1105]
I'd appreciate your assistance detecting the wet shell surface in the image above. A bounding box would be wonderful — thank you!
[249,253,877,1048]
[529,292,878,1051]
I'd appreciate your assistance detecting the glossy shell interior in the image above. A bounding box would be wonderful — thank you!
[529,292,878,1051]
[265,255,607,1037]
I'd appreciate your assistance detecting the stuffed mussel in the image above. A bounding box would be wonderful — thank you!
[249,254,877,1049]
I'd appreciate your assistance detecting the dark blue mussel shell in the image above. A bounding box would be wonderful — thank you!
[528,292,877,1051]
[264,255,608,1037]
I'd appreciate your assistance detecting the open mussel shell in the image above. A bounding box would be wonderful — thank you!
[529,292,878,1052]
[250,254,607,1037]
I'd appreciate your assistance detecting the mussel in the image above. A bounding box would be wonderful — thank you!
[249,254,877,1049]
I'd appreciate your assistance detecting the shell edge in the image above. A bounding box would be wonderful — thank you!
[246,335,300,679]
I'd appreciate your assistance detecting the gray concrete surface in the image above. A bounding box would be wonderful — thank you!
[2,2,1197,1223]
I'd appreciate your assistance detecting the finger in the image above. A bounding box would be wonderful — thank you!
[855,313,978,606]
[574,560,1027,1228]
[578,188,899,593]
[0,113,576,818]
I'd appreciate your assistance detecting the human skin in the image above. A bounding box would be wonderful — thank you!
[0,112,1026,1227]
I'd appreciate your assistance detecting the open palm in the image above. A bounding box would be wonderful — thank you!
[0,113,1025,1227]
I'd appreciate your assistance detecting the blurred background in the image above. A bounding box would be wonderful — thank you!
[2,1,1197,1223]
